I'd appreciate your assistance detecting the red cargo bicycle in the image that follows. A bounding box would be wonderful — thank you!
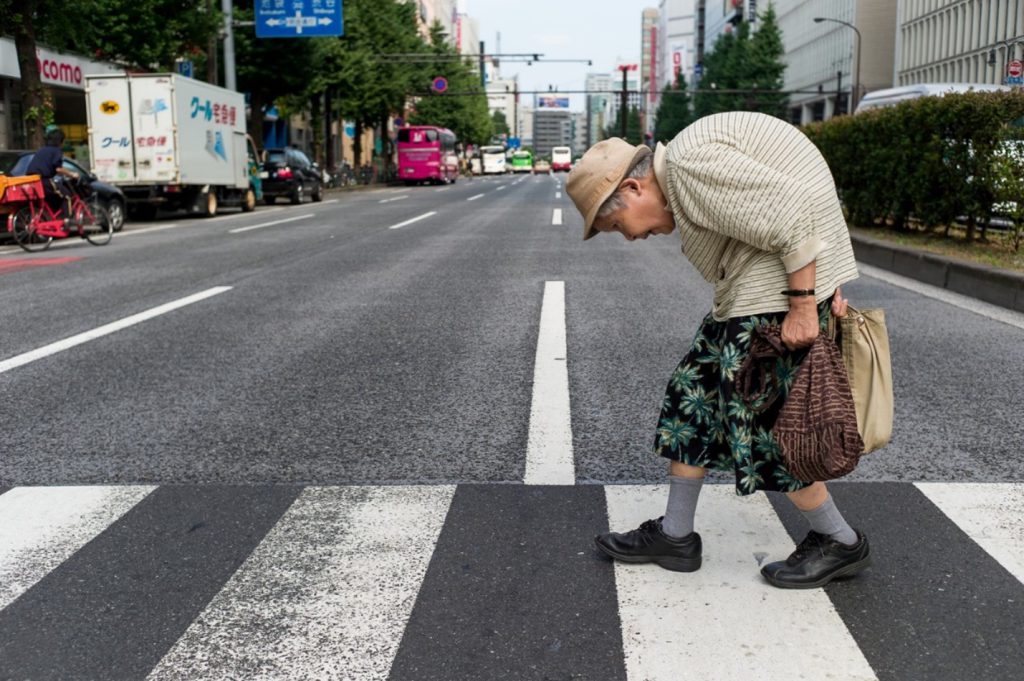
[1,174,111,253]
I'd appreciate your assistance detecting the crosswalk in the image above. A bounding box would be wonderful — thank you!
[1,482,1022,680]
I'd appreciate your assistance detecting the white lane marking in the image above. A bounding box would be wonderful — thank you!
[147,486,455,681]
[496,185,507,191]
[606,485,878,681]
[0,486,156,611]
[467,193,485,202]
[379,195,409,204]
[229,214,315,234]
[388,211,437,230]
[858,263,1024,330]
[915,483,1024,585]
[0,286,231,374]
[434,186,452,192]
[118,223,181,237]
[555,191,562,199]
[524,281,574,485]
[552,208,563,225]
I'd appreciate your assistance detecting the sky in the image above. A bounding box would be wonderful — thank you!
[464,0,658,111]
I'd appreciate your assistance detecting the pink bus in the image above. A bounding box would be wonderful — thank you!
[397,126,459,185]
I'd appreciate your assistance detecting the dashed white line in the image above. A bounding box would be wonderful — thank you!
[524,281,574,485]
[229,214,315,234]
[496,185,507,191]
[388,211,437,230]
[467,193,485,202]
[379,195,409,204]
[555,191,562,199]
[0,287,232,374]
[552,208,563,225]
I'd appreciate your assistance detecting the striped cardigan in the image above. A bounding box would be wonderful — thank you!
[654,111,859,321]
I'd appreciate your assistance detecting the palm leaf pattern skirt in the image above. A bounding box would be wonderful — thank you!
[654,300,832,496]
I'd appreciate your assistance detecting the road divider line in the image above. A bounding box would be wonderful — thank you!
[497,185,507,191]
[552,208,563,225]
[119,223,181,237]
[379,195,409,204]
[388,211,437,230]
[0,287,232,375]
[555,191,562,199]
[524,281,574,485]
[467,193,485,202]
[229,214,314,234]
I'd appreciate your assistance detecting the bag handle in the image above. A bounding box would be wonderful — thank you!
[735,326,786,414]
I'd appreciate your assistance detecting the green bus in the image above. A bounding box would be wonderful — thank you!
[510,150,533,173]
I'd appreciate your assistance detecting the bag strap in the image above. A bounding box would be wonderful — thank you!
[735,326,786,414]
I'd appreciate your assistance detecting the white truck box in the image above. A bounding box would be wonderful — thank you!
[86,73,254,216]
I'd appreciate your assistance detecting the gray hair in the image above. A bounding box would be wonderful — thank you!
[595,153,654,219]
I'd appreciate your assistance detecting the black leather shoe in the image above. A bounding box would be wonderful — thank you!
[761,530,871,589]
[595,517,702,572]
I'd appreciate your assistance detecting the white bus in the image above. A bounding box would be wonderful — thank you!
[551,146,573,172]
[479,145,507,174]
[854,83,1010,114]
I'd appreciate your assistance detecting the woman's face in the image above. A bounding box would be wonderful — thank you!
[592,177,676,241]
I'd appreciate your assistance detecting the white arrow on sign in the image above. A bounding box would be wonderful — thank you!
[265,18,283,26]
[318,17,333,25]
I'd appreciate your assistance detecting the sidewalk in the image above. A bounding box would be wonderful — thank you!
[850,231,1024,313]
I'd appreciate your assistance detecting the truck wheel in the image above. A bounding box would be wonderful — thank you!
[242,188,256,212]
[201,191,218,217]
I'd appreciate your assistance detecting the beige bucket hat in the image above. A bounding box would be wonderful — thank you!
[566,138,652,240]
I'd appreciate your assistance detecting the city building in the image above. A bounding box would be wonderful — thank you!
[777,0,897,123]
[572,111,588,154]
[486,77,520,139]
[0,37,122,153]
[641,7,661,135]
[533,108,573,158]
[657,0,699,92]
[895,0,1024,86]
[409,0,458,43]
[584,72,613,147]
[454,7,480,56]
[519,105,534,147]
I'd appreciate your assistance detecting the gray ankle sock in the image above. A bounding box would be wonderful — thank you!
[661,475,703,539]
[801,494,858,545]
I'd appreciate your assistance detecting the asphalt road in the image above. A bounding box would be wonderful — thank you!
[1,172,1021,486]
[2,173,1024,681]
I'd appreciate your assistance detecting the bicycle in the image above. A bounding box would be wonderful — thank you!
[2,175,111,252]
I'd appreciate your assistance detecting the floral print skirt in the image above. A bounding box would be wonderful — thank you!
[654,300,832,496]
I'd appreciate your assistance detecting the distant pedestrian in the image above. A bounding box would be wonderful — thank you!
[566,111,871,588]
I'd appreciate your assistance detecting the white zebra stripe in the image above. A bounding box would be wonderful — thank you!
[605,484,878,681]
[146,485,455,681]
[0,486,155,611]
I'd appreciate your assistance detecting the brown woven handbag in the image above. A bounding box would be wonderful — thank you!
[736,326,865,482]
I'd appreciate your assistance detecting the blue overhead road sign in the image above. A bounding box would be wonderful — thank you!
[256,0,344,38]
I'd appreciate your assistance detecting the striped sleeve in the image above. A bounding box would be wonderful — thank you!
[670,142,824,273]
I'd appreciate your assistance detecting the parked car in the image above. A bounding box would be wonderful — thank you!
[533,158,551,174]
[0,150,127,231]
[261,147,323,205]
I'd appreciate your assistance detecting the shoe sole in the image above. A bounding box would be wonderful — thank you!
[761,555,872,589]
[594,537,702,573]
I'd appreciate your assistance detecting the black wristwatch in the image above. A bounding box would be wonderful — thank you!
[781,289,815,297]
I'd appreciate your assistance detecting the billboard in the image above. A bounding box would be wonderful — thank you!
[538,96,570,108]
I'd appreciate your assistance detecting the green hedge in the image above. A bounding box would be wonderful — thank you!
[802,91,1024,236]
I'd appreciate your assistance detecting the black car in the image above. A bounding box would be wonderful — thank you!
[261,147,323,205]
[0,150,127,231]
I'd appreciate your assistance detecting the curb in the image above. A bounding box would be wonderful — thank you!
[850,232,1024,313]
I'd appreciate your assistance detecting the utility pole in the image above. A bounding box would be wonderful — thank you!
[836,70,843,115]
[206,0,218,85]
[616,64,636,139]
[514,80,519,140]
[479,40,486,88]
[222,0,236,91]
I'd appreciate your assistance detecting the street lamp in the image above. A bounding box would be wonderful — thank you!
[814,16,861,113]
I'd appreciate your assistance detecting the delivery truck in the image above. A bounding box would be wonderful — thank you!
[85,73,262,219]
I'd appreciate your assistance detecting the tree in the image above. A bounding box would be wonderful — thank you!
[692,3,788,119]
[491,110,510,137]
[408,21,493,146]
[654,71,693,143]
[605,105,643,145]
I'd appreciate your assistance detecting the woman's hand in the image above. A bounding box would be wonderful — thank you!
[781,297,820,350]
[831,287,849,317]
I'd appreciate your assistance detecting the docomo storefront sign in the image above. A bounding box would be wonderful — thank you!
[38,57,83,87]
[0,37,122,91]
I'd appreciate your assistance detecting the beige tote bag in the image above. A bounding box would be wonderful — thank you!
[830,306,893,454]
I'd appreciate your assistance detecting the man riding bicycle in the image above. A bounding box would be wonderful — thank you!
[25,125,79,220]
